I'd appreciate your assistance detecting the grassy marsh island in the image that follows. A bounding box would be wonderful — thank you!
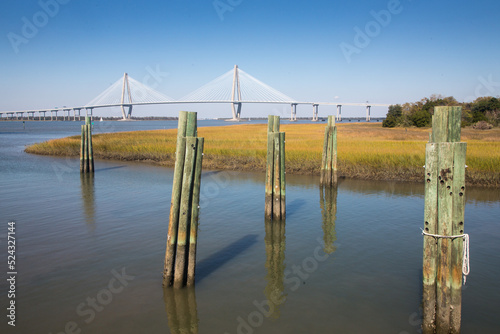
[25,122,500,187]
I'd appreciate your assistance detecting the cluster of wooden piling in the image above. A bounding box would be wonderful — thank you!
[163,111,205,288]
[80,117,94,173]
[320,115,337,186]
[422,106,467,334]
[265,116,286,221]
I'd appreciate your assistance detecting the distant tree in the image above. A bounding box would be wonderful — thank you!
[383,104,403,127]
[485,110,500,126]
[461,104,474,127]
[421,95,457,117]
[411,109,432,127]
[471,97,500,123]
[400,103,415,127]
[382,115,397,127]
[383,95,499,128]
[387,104,403,118]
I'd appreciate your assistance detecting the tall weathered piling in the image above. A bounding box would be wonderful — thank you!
[163,111,204,288]
[422,106,468,334]
[80,117,94,173]
[80,123,86,172]
[265,115,286,220]
[320,115,337,186]
[87,118,94,172]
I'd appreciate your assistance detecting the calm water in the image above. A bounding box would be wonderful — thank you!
[0,120,499,334]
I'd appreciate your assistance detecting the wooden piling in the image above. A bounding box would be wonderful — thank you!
[273,115,280,132]
[80,117,94,174]
[273,132,281,220]
[265,116,275,218]
[173,136,197,288]
[331,125,337,184]
[83,123,88,173]
[187,138,204,287]
[164,112,189,286]
[279,132,286,219]
[422,143,438,334]
[436,143,454,333]
[422,106,467,334]
[163,111,204,288]
[321,115,337,186]
[80,125,85,173]
[87,119,94,172]
[265,116,285,221]
[450,143,466,333]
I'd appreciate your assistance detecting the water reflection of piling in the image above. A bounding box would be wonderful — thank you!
[319,185,337,254]
[163,286,199,334]
[264,219,286,318]
[80,173,96,232]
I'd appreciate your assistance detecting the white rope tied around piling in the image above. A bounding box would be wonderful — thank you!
[421,229,470,284]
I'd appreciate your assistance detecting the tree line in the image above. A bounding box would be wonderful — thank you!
[382,95,500,129]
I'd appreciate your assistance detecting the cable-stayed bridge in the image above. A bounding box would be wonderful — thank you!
[0,65,390,121]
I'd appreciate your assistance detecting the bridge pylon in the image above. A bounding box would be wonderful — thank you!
[290,103,298,121]
[121,73,133,119]
[230,65,242,121]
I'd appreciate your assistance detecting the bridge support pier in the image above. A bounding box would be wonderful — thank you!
[120,104,133,120]
[236,102,241,119]
[75,108,82,121]
[127,105,133,119]
[86,108,94,121]
[290,103,297,121]
[230,102,241,121]
[312,104,319,121]
[366,105,371,122]
[337,105,342,121]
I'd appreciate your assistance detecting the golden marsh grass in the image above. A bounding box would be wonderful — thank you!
[25,122,500,186]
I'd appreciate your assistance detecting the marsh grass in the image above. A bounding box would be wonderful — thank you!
[25,123,500,186]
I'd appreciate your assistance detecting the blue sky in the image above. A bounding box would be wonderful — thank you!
[1,0,499,118]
